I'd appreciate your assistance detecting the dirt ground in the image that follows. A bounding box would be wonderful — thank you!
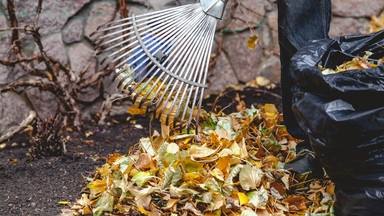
[0,86,282,216]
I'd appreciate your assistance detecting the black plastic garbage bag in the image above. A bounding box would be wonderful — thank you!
[290,30,384,216]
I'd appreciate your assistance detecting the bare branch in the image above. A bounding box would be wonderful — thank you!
[0,55,40,66]
[0,78,56,93]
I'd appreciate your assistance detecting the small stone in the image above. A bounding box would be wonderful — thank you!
[332,0,384,17]
[222,0,265,31]
[12,0,91,36]
[84,1,116,39]
[0,92,32,135]
[256,55,281,83]
[207,52,238,95]
[11,142,18,147]
[68,42,99,102]
[329,17,368,38]
[222,31,263,82]
[62,18,84,44]
[26,88,59,120]
[34,33,68,70]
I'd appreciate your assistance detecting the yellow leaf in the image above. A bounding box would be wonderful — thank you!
[264,104,278,118]
[239,138,248,159]
[46,72,53,81]
[189,145,217,158]
[228,141,241,156]
[247,34,259,50]
[238,192,249,205]
[83,206,92,215]
[210,168,225,182]
[87,180,107,190]
[183,172,203,183]
[167,143,180,154]
[132,171,152,187]
[137,205,150,215]
[58,201,71,205]
[128,107,147,115]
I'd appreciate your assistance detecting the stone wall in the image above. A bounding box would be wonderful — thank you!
[0,0,383,135]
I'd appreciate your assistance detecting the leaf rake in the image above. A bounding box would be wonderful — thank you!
[91,0,229,131]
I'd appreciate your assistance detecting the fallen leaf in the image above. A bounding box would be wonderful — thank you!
[93,192,114,216]
[167,143,180,154]
[189,145,217,159]
[241,209,258,216]
[248,187,268,208]
[247,34,259,50]
[284,196,307,211]
[238,192,249,205]
[164,199,178,211]
[128,107,146,115]
[136,153,154,170]
[239,164,262,190]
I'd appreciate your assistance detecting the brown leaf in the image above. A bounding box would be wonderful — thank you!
[235,93,246,112]
[136,153,154,170]
[164,199,178,211]
[284,196,307,210]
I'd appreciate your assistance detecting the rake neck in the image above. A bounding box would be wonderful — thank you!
[200,0,228,20]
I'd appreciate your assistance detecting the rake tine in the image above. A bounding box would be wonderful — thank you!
[97,3,197,33]
[94,4,197,49]
[95,9,183,46]
[179,17,216,130]
[146,9,206,107]
[93,1,224,130]
[101,11,193,72]
[159,16,211,123]
[186,18,217,130]
[94,3,193,36]
[173,19,213,127]
[109,5,199,76]
[170,17,213,126]
[135,8,204,107]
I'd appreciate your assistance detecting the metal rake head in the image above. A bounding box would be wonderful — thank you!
[91,0,228,131]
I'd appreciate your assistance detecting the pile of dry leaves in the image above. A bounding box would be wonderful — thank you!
[319,51,384,75]
[71,104,335,216]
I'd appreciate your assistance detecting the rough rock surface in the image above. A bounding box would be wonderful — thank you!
[207,53,237,95]
[224,0,265,31]
[68,42,99,102]
[34,33,68,70]
[0,92,31,135]
[62,18,85,44]
[26,88,59,120]
[329,17,368,38]
[222,32,263,83]
[84,1,116,39]
[8,0,91,35]
[0,16,11,84]
[332,0,384,17]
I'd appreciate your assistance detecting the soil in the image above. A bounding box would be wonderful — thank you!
[0,86,282,216]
